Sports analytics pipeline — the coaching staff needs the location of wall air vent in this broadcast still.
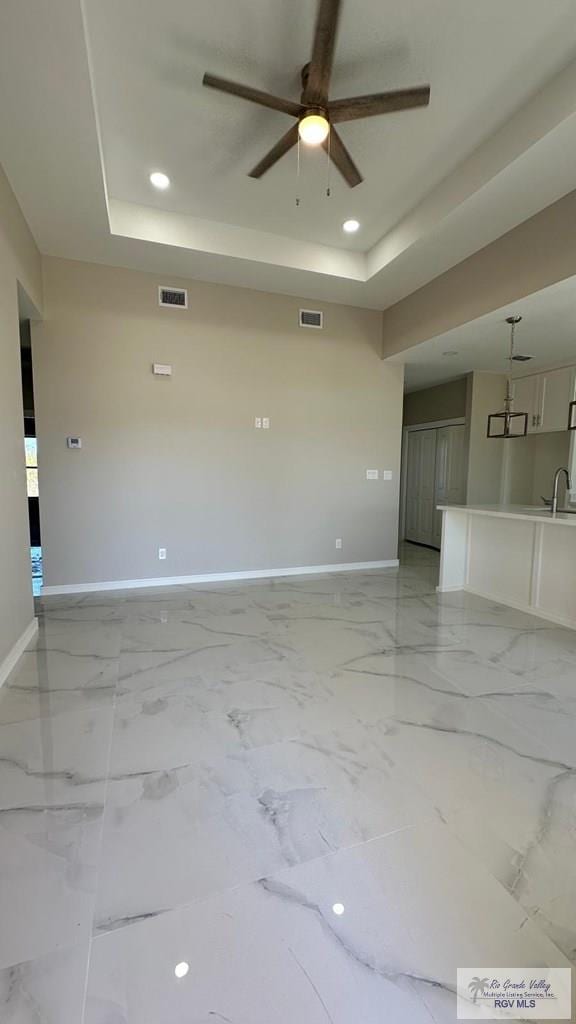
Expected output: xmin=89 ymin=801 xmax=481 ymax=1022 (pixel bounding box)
xmin=299 ymin=308 xmax=323 ymax=329
xmin=159 ymin=286 xmax=188 ymax=309
xmin=512 ymin=354 xmax=533 ymax=362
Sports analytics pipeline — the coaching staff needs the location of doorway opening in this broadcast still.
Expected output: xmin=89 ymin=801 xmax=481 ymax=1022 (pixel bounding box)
xmin=20 ymin=318 xmax=42 ymax=595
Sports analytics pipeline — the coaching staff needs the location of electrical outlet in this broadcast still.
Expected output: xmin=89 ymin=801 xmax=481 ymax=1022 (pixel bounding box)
xmin=262 ymin=417 xmax=270 ymax=429
xmin=366 ymin=469 xmax=379 ymax=480
xmin=335 ymin=538 xmax=342 ymax=549
xmin=158 ymin=547 xmax=167 ymax=560
xmin=160 ymin=611 xmax=168 ymax=623
xmin=255 ymin=417 xmax=262 ymax=429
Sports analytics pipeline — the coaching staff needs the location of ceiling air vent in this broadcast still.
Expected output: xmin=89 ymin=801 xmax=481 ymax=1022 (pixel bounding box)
xmin=159 ymin=286 xmax=188 ymax=309
xmin=299 ymin=308 xmax=323 ymax=329
xmin=512 ymin=354 xmax=533 ymax=362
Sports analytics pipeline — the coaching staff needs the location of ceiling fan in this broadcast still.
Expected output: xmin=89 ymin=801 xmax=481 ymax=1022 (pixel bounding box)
xmin=202 ymin=0 xmax=430 ymax=188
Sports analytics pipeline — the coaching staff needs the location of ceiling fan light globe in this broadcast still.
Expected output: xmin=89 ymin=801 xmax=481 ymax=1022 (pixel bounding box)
xmin=298 ymin=114 xmax=330 ymax=146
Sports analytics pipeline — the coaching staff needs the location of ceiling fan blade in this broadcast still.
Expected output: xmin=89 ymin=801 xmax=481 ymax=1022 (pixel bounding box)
xmin=303 ymin=0 xmax=342 ymax=105
xmin=248 ymin=123 xmax=299 ymax=178
xmin=323 ymin=127 xmax=362 ymax=188
xmin=329 ymin=85 xmax=431 ymax=123
xmin=203 ymin=73 xmax=303 ymax=118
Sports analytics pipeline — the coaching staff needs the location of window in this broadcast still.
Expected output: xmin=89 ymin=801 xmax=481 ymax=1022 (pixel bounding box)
xmin=25 ymin=437 xmax=38 ymax=497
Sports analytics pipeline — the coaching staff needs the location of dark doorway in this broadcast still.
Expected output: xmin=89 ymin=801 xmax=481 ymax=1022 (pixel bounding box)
xmin=20 ymin=319 xmax=42 ymax=595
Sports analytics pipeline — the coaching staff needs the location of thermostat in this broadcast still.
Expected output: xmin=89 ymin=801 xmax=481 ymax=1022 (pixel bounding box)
xmin=153 ymin=363 xmax=172 ymax=376
xmin=67 ymin=437 xmax=82 ymax=449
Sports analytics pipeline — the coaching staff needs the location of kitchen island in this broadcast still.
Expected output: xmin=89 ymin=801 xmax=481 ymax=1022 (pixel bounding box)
xmin=438 ymin=504 xmax=576 ymax=629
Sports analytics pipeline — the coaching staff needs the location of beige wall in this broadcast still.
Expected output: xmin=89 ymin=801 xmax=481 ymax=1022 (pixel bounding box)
xmin=403 ymin=378 xmax=467 ymax=426
xmin=465 ymin=372 xmax=507 ymax=505
xmin=503 ymin=430 xmax=571 ymax=505
xmin=0 ymin=163 xmax=42 ymax=666
xmin=381 ymin=190 xmax=576 ymax=358
xmin=34 ymin=257 xmax=403 ymax=589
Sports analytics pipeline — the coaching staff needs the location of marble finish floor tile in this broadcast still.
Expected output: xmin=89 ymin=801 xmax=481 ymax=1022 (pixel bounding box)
xmin=94 ymin=719 xmax=434 ymax=932
xmin=85 ymin=821 xmax=572 ymax=1024
xmin=0 ymin=705 xmax=114 ymax=968
xmin=0 ymin=943 xmax=90 ymax=1024
xmin=2 ymin=544 xmax=576 ymax=1021
xmin=0 ymin=627 xmax=120 ymax=727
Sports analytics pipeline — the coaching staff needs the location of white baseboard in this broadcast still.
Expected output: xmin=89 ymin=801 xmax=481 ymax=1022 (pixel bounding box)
xmin=41 ymin=559 xmax=400 ymax=596
xmin=0 ymin=618 xmax=38 ymax=689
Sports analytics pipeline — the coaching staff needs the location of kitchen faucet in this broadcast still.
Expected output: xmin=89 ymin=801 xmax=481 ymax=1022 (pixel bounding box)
xmin=551 ymin=467 xmax=571 ymax=515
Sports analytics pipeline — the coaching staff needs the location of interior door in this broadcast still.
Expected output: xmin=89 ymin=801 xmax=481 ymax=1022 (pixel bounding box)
xmin=404 ymin=428 xmax=438 ymax=546
xmin=433 ymin=429 xmax=448 ymax=548
xmin=405 ymin=430 xmax=422 ymax=543
xmin=417 ymin=429 xmax=438 ymax=545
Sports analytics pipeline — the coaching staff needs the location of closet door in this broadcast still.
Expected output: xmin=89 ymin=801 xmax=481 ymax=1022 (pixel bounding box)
xmin=417 ymin=429 xmax=438 ymax=545
xmin=405 ymin=428 xmax=437 ymax=546
xmin=405 ymin=430 xmax=423 ymax=543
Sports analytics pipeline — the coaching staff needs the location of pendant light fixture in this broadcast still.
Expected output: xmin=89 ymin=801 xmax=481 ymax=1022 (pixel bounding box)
xmin=568 ymin=400 xmax=576 ymax=430
xmin=486 ymin=315 xmax=529 ymax=438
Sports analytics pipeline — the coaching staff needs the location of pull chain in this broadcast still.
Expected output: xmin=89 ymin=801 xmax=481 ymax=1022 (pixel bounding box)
xmin=296 ymin=135 xmax=301 ymax=207
xmin=326 ymin=126 xmax=332 ymax=198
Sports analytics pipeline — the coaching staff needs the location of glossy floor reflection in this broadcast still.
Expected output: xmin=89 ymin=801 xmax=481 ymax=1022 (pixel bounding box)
xmin=1 ymin=543 xmax=575 ymax=1022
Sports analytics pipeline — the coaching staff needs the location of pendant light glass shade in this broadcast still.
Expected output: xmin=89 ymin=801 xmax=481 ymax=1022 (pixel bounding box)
xmin=568 ymin=399 xmax=576 ymax=430
xmin=486 ymin=315 xmax=528 ymax=439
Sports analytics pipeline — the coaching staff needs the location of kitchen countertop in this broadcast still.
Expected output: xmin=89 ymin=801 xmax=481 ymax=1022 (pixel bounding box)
xmin=437 ymin=503 xmax=576 ymax=526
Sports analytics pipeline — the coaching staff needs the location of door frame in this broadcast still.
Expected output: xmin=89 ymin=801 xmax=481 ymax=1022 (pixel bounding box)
xmin=400 ymin=418 xmax=466 ymax=542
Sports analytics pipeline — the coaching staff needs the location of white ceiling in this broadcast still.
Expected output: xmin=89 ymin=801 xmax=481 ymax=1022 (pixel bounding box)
xmin=2 ymin=0 xmax=576 ymax=308
xmin=85 ymin=0 xmax=576 ymax=250
xmin=394 ymin=274 xmax=576 ymax=391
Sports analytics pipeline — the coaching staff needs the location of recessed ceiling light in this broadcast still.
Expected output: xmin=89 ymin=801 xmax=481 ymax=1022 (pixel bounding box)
xmin=174 ymin=962 xmax=189 ymax=979
xmin=342 ymin=219 xmax=360 ymax=233
xmin=150 ymin=171 xmax=170 ymax=190
xmin=332 ymin=902 xmax=345 ymax=915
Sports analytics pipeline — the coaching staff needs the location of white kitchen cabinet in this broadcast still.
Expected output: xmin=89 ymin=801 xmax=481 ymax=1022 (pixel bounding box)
xmin=538 ymin=367 xmax=575 ymax=432
xmin=512 ymin=366 xmax=575 ymax=434
xmin=512 ymin=375 xmax=540 ymax=433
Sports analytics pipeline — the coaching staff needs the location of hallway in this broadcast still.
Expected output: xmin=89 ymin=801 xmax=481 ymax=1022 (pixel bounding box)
xmin=1 ymin=546 xmax=574 ymax=1022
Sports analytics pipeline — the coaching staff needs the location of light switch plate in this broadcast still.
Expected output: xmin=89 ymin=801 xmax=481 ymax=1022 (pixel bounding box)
xmin=152 ymin=363 xmax=172 ymax=376
xmin=382 ymin=470 xmax=393 ymax=480
xmin=366 ymin=469 xmax=379 ymax=480
xmin=255 ymin=417 xmax=262 ymax=429
xmin=67 ymin=437 xmax=82 ymax=449
xmin=262 ymin=417 xmax=270 ymax=429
